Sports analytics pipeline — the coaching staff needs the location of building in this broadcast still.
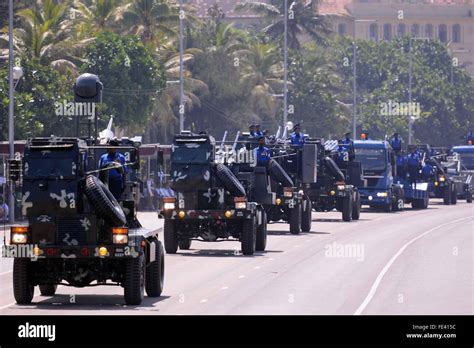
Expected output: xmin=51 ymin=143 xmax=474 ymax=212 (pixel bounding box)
xmin=192 ymin=0 xmax=474 ymax=75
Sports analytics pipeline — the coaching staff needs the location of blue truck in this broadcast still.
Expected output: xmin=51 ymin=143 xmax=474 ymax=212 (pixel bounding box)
xmin=449 ymin=145 xmax=474 ymax=203
xmin=353 ymin=140 xmax=431 ymax=211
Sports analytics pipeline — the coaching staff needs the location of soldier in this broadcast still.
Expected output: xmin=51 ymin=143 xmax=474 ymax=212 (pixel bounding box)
xmin=254 ymin=124 xmax=263 ymax=137
xmin=254 ymin=135 xmax=272 ymax=168
xmin=467 ymin=131 xmax=474 ymax=145
xmin=99 ymin=139 xmax=126 ymax=200
xmin=290 ymin=123 xmax=305 ymax=148
xmin=396 ymin=151 xmax=408 ymax=180
xmin=249 ymin=124 xmax=256 ymax=137
xmin=339 ymin=132 xmax=355 ymax=162
xmin=407 ymin=147 xmax=421 ymax=184
xmin=390 ymin=132 xmax=403 ymax=153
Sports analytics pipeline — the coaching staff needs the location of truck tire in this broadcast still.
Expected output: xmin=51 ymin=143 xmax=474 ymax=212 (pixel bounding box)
xmin=178 ymin=239 xmax=192 ymax=250
xmin=39 ymin=284 xmax=57 ymax=296
xmin=342 ymin=195 xmax=352 ymax=221
xmin=124 ymin=253 xmax=145 ymax=305
xmin=423 ymin=197 xmax=429 ymax=209
xmin=352 ymin=191 xmax=361 ymax=220
xmin=325 ymin=157 xmax=345 ymax=182
xmin=164 ymin=220 xmax=178 ymax=254
xmin=450 ymin=186 xmax=457 ymax=205
xmin=255 ymin=210 xmax=267 ymax=251
xmin=215 ymin=163 xmax=246 ymax=197
xmin=289 ymin=203 xmax=301 ymax=234
xmin=466 ymin=190 xmax=472 ymax=203
xmin=268 ymin=161 xmax=294 ymax=187
xmin=241 ymin=217 xmax=256 ymax=255
xmin=145 ymin=241 xmax=164 ymax=297
xmin=384 ymin=200 xmax=393 ymax=213
xmin=13 ymin=259 xmax=34 ymax=304
xmin=443 ymin=185 xmax=451 ymax=205
xmin=84 ymin=175 xmax=126 ymax=226
xmin=301 ymin=196 xmax=312 ymax=232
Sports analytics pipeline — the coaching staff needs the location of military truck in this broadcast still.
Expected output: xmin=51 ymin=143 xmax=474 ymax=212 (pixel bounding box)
xmin=4 ymin=137 xmax=164 ymax=305
xmin=303 ymin=139 xmax=361 ymax=222
xmin=229 ymin=133 xmax=309 ymax=234
xmin=353 ymin=140 xmax=404 ymax=212
xmin=449 ymin=145 xmax=474 ymax=203
xmin=158 ymin=132 xmax=267 ymax=256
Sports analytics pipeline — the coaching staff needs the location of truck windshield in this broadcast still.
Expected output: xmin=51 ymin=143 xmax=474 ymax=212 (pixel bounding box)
xmin=354 ymin=148 xmax=387 ymax=172
xmin=458 ymin=153 xmax=474 ymax=170
xmin=172 ymin=147 xmax=211 ymax=164
xmin=24 ymin=158 xmax=75 ymax=178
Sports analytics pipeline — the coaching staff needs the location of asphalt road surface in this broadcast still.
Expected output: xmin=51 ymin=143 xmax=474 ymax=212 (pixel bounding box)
xmin=0 ymin=198 xmax=472 ymax=315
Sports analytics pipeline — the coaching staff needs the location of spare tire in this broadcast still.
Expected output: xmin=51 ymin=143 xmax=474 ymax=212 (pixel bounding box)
xmin=268 ymin=160 xmax=294 ymax=187
xmin=84 ymin=175 xmax=126 ymax=226
xmin=214 ymin=163 xmax=246 ymax=197
xmin=325 ymin=157 xmax=345 ymax=182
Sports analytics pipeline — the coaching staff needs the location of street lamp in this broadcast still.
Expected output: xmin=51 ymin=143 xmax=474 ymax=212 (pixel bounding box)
xmin=352 ymin=19 xmax=377 ymax=139
xmin=283 ymin=0 xmax=289 ymax=132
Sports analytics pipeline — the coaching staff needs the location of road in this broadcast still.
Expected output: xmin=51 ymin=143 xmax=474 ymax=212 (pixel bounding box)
xmin=0 ymin=199 xmax=472 ymax=315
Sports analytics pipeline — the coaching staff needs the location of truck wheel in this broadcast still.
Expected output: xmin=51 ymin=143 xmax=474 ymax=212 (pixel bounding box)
xmin=268 ymin=160 xmax=294 ymax=187
xmin=164 ymin=220 xmax=178 ymax=254
xmin=178 ymin=239 xmax=192 ymax=250
xmin=124 ymin=253 xmax=145 ymax=305
xmin=145 ymin=241 xmax=164 ymax=297
xmin=352 ymin=191 xmax=361 ymax=220
xmin=466 ymin=191 xmax=472 ymax=203
xmin=241 ymin=217 xmax=256 ymax=255
xmin=423 ymin=197 xmax=429 ymax=209
xmin=342 ymin=195 xmax=352 ymax=221
xmin=84 ymin=175 xmax=126 ymax=226
xmin=450 ymin=186 xmax=457 ymax=205
xmin=384 ymin=200 xmax=393 ymax=213
xmin=289 ymin=203 xmax=302 ymax=234
xmin=256 ymin=210 xmax=267 ymax=251
xmin=13 ymin=259 xmax=35 ymax=304
xmin=301 ymin=197 xmax=312 ymax=232
xmin=39 ymin=284 xmax=57 ymax=296
xmin=443 ymin=185 xmax=451 ymax=205
xmin=215 ymin=163 xmax=246 ymax=197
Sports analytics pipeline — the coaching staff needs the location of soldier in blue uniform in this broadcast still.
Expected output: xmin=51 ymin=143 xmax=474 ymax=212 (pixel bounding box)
xmin=339 ymin=132 xmax=355 ymax=162
xmin=290 ymin=123 xmax=305 ymax=148
xmin=99 ymin=139 xmax=126 ymax=200
xmin=407 ymin=147 xmax=421 ymax=184
xmin=254 ymin=124 xmax=263 ymax=137
xmin=421 ymin=160 xmax=435 ymax=180
xmin=390 ymin=133 xmax=403 ymax=153
xmin=396 ymin=152 xmax=407 ymax=180
xmin=254 ymin=136 xmax=271 ymax=167
xmin=467 ymin=131 xmax=474 ymax=145
xmin=249 ymin=124 xmax=256 ymax=137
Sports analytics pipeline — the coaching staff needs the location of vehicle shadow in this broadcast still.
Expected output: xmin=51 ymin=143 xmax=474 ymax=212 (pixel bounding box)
xmin=169 ymin=249 xmax=276 ymax=258
xmin=267 ymin=229 xmax=330 ymax=235
xmin=17 ymin=294 xmax=171 ymax=310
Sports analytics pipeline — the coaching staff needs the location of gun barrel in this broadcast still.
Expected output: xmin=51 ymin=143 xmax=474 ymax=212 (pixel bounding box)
xmin=231 ymin=131 xmax=241 ymax=152
xmin=275 ymin=126 xmax=281 ymax=139
xmin=219 ymin=131 xmax=228 ymax=150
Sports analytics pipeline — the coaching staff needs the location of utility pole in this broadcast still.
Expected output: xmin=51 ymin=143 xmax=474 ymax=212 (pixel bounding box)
xmin=408 ymin=37 xmax=413 ymax=145
xmin=283 ymin=0 xmax=288 ymax=131
xmin=179 ymin=0 xmax=185 ymax=133
xmin=352 ymin=19 xmax=357 ymax=139
xmin=8 ymin=0 xmax=15 ymax=223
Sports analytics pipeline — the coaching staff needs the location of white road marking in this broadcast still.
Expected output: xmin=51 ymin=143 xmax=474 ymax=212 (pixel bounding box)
xmin=238 ymin=275 xmax=245 ymax=279
xmin=221 ymin=286 xmax=229 ymax=290
xmin=200 ymin=299 xmax=208 ymax=303
xmin=254 ymin=266 xmax=260 ymax=270
xmin=354 ymin=217 xmax=471 ymax=315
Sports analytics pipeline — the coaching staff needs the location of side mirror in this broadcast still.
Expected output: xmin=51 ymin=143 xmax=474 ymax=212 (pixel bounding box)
xmin=157 ymin=150 xmax=164 ymax=166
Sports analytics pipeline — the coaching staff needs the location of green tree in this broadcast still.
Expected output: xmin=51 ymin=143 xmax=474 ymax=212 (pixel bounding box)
xmin=82 ymin=31 xmax=166 ymax=133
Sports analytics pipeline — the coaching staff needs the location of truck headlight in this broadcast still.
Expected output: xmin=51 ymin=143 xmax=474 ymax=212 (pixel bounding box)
xmin=234 ymin=197 xmax=247 ymax=210
xmin=112 ymin=227 xmax=128 ymax=244
xmin=283 ymin=187 xmax=293 ymax=198
xmin=439 ymin=176 xmax=445 ymax=182
xmin=163 ymin=197 xmax=176 ymax=210
xmin=337 ymin=185 xmax=345 ymax=191
xmin=376 ymin=192 xmax=388 ymax=197
xmin=11 ymin=226 xmax=28 ymax=244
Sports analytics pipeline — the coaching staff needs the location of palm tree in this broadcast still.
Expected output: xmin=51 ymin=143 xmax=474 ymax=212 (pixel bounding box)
xmin=235 ymin=0 xmax=330 ymax=49
xmin=114 ymin=0 xmax=179 ymax=47
xmin=74 ymin=0 xmax=120 ymax=38
xmin=234 ymin=42 xmax=283 ymax=123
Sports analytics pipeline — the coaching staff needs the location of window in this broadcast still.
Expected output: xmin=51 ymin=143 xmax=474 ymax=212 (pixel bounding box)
xmin=369 ymin=23 xmax=378 ymax=41
xmin=411 ymin=24 xmax=420 ymax=37
xmin=383 ymin=24 xmax=392 ymax=40
xmin=425 ymin=24 xmax=433 ymax=38
xmin=397 ymin=24 xmax=406 ymax=37
xmin=338 ymin=23 xmax=347 ymax=36
xmin=439 ymin=24 xmax=448 ymax=42
xmin=452 ymin=24 xmax=461 ymax=43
